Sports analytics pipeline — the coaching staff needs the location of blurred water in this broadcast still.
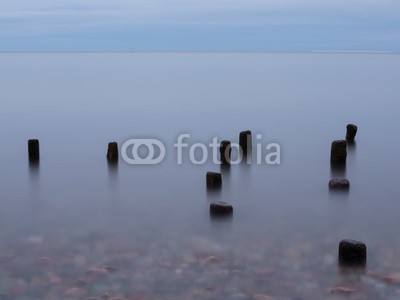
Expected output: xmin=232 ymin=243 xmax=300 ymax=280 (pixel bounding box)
xmin=1 ymin=53 xmax=400 ymax=299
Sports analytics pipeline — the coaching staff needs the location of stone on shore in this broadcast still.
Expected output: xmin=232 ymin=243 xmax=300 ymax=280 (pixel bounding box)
xmin=338 ymin=239 xmax=367 ymax=267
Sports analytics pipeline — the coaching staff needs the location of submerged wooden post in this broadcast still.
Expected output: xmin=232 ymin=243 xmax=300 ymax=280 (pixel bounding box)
xmin=107 ymin=142 xmax=118 ymax=163
xmin=239 ymin=130 xmax=252 ymax=156
xmin=28 ymin=139 xmax=40 ymax=162
xmin=346 ymin=124 xmax=358 ymax=141
xmin=210 ymin=201 xmax=233 ymax=216
xmin=330 ymin=140 xmax=347 ymax=164
xmin=219 ymin=140 xmax=231 ymax=165
xmin=206 ymin=171 xmax=222 ymax=188
xmin=329 ymin=178 xmax=350 ymax=190
xmin=338 ymin=239 xmax=367 ymax=267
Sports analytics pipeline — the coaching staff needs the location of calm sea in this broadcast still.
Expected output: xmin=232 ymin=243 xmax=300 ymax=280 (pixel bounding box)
xmin=1 ymin=53 xmax=400 ymax=299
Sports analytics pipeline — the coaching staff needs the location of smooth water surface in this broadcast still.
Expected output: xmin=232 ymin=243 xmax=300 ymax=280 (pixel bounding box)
xmin=1 ymin=53 xmax=400 ymax=299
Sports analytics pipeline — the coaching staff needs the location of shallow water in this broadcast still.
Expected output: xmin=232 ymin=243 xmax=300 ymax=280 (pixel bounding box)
xmin=1 ymin=53 xmax=400 ymax=299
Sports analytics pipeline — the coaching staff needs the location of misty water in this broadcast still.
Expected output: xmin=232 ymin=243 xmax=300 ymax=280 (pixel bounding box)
xmin=1 ymin=53 xmax=400 ymax=299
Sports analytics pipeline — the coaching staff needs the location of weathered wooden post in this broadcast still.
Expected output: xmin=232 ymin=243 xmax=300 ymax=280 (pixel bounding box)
xmin=220 ymin=140 xmax=231 ymax=165
xmin=28 ymin=139 xmax=40 ymax=163
xmin=210 ymin=201 xmax=233 ymax=216
xmin=107 ymin=142 xmax=119 ymax=163
xmin=206 ymin=171 xmax=222 ymax=188
xmin=331 ymin=140 xmax=347 ymax=164
xmin=346 ymin=124 xmax=358 ymax=142
xmin=338 ymin=239 xmax=367 ymax=267
xmin=329 ymin=178 xmax=350 ymax=190
xmin=239 ymin=130 xmax=252 ymax=156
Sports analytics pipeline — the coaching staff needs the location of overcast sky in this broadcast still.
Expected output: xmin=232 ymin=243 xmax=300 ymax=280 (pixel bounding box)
xmin=1 ymin=0 xmax=400 ymax=51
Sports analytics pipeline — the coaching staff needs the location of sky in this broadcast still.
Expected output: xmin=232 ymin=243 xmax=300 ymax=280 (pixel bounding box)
xmin=1 ymin=0 xmax=400 ymax=52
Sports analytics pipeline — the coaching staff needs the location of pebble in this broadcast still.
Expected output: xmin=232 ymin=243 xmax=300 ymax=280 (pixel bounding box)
xmin=85 ymin=267 xmax=109 ymax=279
xmin=39 ymin=256 xmax=53 ymax=266
xmin=202 ymin=256 xmax=220 ymax=264
xmin=192 ymin=289 xmax=208 ymax=298
xmin=382 ymin=274 xmax=400 ymax=285
xmin=64 ymin=287 xmax=87 ymax=298
xmin=331 ymin=286 xmax=356 ymax=294
xmin=103 ymin=266 xmax=117 ymax=273
xmin=0 ymin=223 xmax=395 ymax=299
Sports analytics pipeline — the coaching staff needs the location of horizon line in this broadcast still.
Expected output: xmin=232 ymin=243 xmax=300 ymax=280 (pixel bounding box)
xmin=0 ymin=50 xmax=398 ymax=55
